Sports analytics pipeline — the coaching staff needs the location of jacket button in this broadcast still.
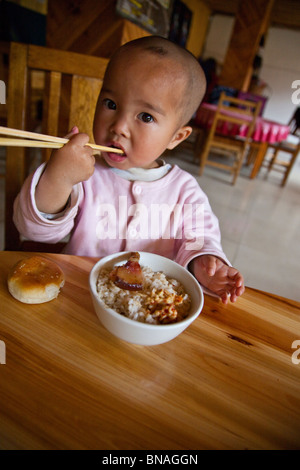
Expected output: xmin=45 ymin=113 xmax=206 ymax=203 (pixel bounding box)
xmin=134 ymin=185 xmax=142 ymax=195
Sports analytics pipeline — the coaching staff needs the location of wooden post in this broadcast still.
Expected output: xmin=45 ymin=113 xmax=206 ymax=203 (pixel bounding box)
xmin=219 ymin=0 xmax=274 ymax=91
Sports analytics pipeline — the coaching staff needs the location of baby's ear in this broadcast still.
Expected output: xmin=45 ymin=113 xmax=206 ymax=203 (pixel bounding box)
xmin=167 ymin=126 xmax=192 ymax=150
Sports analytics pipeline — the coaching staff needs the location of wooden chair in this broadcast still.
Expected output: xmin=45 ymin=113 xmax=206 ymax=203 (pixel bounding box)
xmin=248 ymin=107 xmax=300 ymax=184
xmin=4 ymin=42 xmax=109 ymax=251
xmin=198 ymin=92 xmax=262 ymax=185
xmin=264 ymin=139 xmax=299 ymax=187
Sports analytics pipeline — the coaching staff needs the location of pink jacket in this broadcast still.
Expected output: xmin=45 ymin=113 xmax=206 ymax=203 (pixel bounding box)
xmin=14 ymin=160 xmax=230 ymax=269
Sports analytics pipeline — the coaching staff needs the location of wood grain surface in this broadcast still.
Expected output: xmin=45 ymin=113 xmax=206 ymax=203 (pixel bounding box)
xmin=0 ymin=251 xmax=299 ymax=450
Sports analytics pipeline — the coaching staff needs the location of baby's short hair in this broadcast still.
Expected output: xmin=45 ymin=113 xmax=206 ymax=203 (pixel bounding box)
xmin=106 ymin=36 xmax=206 ymax=126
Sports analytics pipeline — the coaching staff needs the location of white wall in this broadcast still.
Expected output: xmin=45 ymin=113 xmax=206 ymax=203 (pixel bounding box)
xmin=261 ymin=27 xmax=300 ymax=122
xmin=202 ymin=14 xmax=234 ymax=66
xmin=202 ymin=14 xmax=300 ymax=124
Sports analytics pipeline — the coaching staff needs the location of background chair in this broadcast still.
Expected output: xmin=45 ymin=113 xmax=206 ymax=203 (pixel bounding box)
xmin=263 ymin=139 xmax=299 ymax=187
xmin=198 ymin=91 xmax=262 ymax=185
xmin=264 ymin=107 xmax=300 ymax=186
xmin=4 ymin=42 xmax=108 ymax=251
xmin=249 ymin=107 xmax=300 ymax=186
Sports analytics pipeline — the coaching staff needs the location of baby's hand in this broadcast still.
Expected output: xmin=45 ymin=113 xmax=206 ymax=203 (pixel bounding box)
xmin=190 ymin=255 xmax=245 ymax=304
xmin=35 ymin=127 xmax=95 ymax=214
xmin=46 ymin=127 xmax=96 ymax=187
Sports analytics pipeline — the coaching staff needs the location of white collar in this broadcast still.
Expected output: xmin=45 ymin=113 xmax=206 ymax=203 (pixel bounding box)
xmin=111 ymin=159 xmax=172 ymax=182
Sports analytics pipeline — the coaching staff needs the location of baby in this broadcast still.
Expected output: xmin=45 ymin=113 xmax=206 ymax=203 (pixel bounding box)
xmin=14 ymin=36 xmax=244 ymax=304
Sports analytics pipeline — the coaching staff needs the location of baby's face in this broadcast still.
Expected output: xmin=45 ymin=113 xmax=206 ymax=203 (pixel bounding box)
xmin=93 ymin=51 xmax=188 ymax=170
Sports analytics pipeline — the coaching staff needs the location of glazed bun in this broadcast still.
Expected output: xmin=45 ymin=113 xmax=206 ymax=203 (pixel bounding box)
xmin=8 ymin=256 xmax=65 ymax=304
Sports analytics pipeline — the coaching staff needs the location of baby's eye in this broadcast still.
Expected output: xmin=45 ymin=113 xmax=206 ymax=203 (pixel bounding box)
xmin=103 ymin=98 xmax=116 ymax=110
xmin=138 ymin=112 xmax=154 ymax=123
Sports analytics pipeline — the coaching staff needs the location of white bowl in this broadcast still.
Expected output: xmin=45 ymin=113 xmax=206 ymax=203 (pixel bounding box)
xmin=89 ymin=252 xmax=204 ymax=346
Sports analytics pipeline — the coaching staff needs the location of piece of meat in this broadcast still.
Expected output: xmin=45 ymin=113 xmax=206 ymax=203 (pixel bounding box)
xmin=110 ymin=252 xmax=144 ymax=291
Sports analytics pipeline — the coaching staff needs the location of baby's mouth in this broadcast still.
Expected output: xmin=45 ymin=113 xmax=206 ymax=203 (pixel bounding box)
xmin=110 ymin=143 xmax=126 ymax=156
xmin=105 ymin=143 xmax=127 ymax=162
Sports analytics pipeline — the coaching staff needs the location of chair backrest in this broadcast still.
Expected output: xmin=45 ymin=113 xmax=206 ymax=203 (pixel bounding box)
xmin=5 ymin=42 xmax=109 ymax=250
xmin=210 ymin=91 xmax=262 ymax=143
xmin=237 ymin=91 xmax=267 ymax=116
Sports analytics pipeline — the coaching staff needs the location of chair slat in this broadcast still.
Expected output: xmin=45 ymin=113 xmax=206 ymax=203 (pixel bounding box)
xmin=69 ymin=75 xmax=102 ymax=141
xmin=28 ymin=44 xmax=108 ymax=78
xmin=42 ymin=71 xmax=62 ymax=161
xmin=6 ymin=43 xmax=29 ymax=249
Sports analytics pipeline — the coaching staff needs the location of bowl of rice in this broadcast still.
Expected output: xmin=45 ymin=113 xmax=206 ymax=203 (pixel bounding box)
xmin=89 ymin=251 xmax=204 ymax=345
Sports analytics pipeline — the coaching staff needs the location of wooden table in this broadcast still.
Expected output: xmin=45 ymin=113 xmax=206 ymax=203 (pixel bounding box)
xmin=1 ymin=251 xmax=300 ymax=450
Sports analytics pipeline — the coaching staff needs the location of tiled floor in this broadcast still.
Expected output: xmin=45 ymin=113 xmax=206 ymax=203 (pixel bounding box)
xmin=1 ymin=145 xmax=299 ymax=301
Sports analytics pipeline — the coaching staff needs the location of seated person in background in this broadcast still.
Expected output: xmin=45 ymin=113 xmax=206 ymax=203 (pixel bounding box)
xmin=13 ymin=36 xmax=245 ymax=304
xmin=198 ymin=57 xmax=219 ymax=103
xmin=289 ymin=107 xmax=300 ymax=135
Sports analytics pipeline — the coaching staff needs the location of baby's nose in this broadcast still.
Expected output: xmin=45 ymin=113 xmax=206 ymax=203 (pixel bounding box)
xmin=109 ymin=114 xmax=130 ymax=138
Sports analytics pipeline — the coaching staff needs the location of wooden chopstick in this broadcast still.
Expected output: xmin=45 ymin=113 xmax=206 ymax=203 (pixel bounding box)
xmin=0 ymin=138 xmax=66 ymax=148
xmin=0 ymin=137 xmax=123 ymax=154
xmin=0 ymin=126 xmax=68 ymax=143
xmin=0 ymin=126 xmax=124 ymax=154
